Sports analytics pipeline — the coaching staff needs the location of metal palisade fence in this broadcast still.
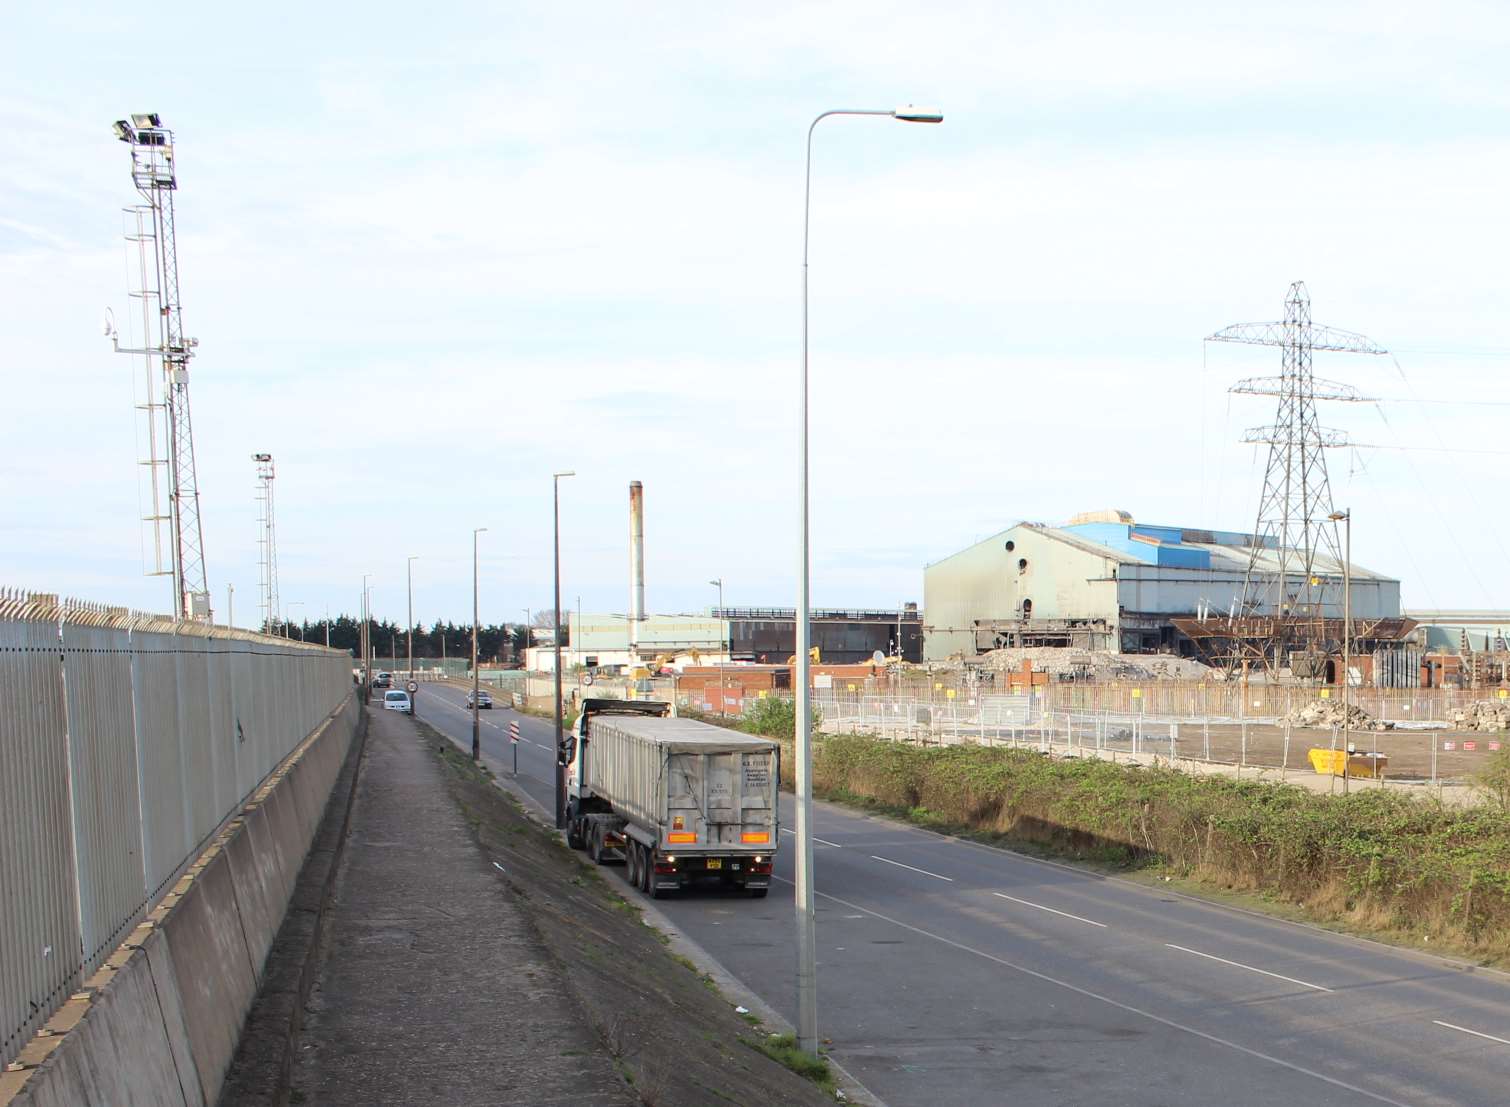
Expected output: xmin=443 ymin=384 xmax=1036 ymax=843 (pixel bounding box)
xmin=0 ymin=589 xmax=354 ymax=1066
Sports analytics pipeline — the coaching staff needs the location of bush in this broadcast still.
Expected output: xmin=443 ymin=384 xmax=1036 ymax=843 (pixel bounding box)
xmin=808 ymin=735 xmax=1510 ymax=958
xmin=741 ymin=696 xmax=820 ymax=741
xmin=1477 ymin=745 xmax=1510 ymax=815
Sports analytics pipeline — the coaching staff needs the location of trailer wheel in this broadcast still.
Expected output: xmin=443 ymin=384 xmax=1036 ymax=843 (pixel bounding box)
xmin=587 ymin=826 xmax=602 ymax=863
xmin=639 ymin=845 xmax=652 ymax=894
xmin=567 ymin=817 xmax=584 ymax=851
xmin=626 ymin=844 xmax=641 ymax=889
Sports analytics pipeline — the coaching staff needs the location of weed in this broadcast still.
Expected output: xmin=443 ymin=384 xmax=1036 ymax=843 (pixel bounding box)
xmin=743 ymin=1033 xmax=836 ymax=1095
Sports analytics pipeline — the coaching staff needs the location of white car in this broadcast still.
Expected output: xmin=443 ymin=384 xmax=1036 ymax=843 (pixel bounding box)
xmin=466 ymin=690 xmax=493 ymax=709
xmin=382 ymin=689 xmax=412 ymax=714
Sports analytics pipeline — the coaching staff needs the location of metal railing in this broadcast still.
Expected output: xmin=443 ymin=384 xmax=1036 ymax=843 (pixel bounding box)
xmin=0 ymin=590 xmax=354 ymax=1066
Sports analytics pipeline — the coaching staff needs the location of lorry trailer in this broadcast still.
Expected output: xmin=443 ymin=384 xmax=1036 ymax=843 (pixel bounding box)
xmin=562 ymin=699 xmax=779 ymax=898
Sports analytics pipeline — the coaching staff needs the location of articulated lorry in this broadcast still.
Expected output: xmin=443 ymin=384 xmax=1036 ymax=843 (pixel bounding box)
xmin=562 ymin=699 xmax=779 ymax=898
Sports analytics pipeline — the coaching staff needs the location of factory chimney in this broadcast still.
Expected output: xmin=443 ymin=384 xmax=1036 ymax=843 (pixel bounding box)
xmin=629 ymin=480 xmax=645 ymax=654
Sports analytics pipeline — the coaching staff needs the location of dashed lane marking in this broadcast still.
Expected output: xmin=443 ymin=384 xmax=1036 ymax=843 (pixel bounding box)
xmin=992 ymin=892 xmax=1106 ymax=928
xmin=870 ymin=855 xmax=954 ymax=882
xmin=1165 ymin=944 xmax=1333 ymax=993
xmin=1432 ymin=1020 xmax=1510 ymax=1047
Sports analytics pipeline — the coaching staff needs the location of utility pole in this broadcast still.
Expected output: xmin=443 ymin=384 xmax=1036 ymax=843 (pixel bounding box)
xmin=552 ymin=470 xmax=575 ymax=828
xmin=472 ymin=527 xmax=487 ymax=761
xmin=710 ymin=578 xmax=725 ymax=716
xmin=324 ymin=604 xmax=330 ymax=648
xmin=407 ymin=555 xmax=418 ymax=677
xmin=227 ymin=583 xmax=234 ymax=629
xmin=1330 ymin=509 xmax=1353 ymax=793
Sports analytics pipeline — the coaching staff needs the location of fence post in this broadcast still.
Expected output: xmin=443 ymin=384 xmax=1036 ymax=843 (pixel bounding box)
xmin=1170 ymin=722 xmax=1178 ymax=762
xmin=1203 ymin=717 xmax=1211 ymax=762
xmin=1282 ymin=721 xmax=1290 ymax=781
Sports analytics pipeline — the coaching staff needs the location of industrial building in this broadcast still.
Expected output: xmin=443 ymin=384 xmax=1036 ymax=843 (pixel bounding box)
xmin=924 ymin=510 xmax=1405 ymax=662
xmin=526 ymin=606 xmax=923 ymax=672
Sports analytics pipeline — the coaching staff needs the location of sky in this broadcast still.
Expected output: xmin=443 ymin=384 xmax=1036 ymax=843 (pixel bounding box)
xmin=4 ymin=1 xmax=1510 ymax=629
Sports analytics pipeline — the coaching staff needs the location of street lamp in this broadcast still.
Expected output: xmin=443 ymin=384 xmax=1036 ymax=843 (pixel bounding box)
xmin=1329 ymin=509 xmax=1352 ymax=793
xmin=553 ymin=470 xmax=575 ymax=828
xmin=795 ymin=105 xmax=942 ymax=1054
xmin=710 ymin=578 xmax=725 ymax=716
xmin=472 ymin=529 xmax=488 ymax=761
xmin=407 ymin=555 xmax=418 ymax=678
xmin=361 ymin=574 xmax=374 ymax=693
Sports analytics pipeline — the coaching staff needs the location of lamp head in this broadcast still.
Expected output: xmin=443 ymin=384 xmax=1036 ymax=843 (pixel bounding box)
xmin=893 ymin=106 xmax=944 ymax=123
xmin=112 ymin=120 xmax=135 ymax=143
xmin=1328 ymin=511 xmax=1349 ymax=522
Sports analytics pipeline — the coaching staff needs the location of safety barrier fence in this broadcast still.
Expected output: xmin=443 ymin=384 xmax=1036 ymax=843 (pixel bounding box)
xmin=0 ymin=589 xmax=354 ymax=1067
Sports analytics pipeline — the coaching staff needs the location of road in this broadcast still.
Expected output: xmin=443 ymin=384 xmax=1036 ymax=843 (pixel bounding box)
xmin=411 ymin=682 xmax=1510 ymax=1106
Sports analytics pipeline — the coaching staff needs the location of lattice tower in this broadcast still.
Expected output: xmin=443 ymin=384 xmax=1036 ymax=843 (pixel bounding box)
xmin=109 ymin=113 xmax=210 ymax=621
xmin=1207 ymin=281 xmax=1386 ymax=670
xmin=254 ymin=454 xmax=280 ymax=635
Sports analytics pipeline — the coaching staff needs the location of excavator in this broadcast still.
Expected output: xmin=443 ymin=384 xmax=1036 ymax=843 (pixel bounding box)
xmin=785 ymin=646 xmax=821 ymax=665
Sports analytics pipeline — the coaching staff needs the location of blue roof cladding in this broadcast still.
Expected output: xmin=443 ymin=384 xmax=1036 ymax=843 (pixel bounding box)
xmin=1059 ymin=522 xmax=1242 ymax=569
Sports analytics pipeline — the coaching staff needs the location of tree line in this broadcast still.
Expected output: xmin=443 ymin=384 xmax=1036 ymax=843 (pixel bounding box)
xmin=261 ymin=614 xmax=535 ymax=663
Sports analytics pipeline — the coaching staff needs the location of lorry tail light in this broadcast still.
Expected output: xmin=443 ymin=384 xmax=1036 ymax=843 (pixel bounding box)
xmin=653 ymin=860 xmax=678 ymax=875
xmin=751 ymin=861 xmax=773 ymax=875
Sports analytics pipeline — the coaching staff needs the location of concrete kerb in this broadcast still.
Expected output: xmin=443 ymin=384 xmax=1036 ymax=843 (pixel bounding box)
xmin=2 ymin=695 xmax=358 ymax=1107
xmin=462 ymin=738 xmax=889 ymax=1107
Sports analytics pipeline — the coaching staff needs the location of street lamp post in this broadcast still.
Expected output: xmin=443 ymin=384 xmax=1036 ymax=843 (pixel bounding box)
xmin=361 ymin=574 xmax=374 ymax=694
xmin=407 ymin=555 xmax=418 ymax=679
xmin=324 ymin=605 xmax=331 ymax=648
xmin=795 ymin=105 xmax=942 ymax=1054
xmin=472 ymin=529 xmax=487 ymax=761
xmin=227 ymin=583 xmax=234 ymax=629
xmin=552 ymin=471 xmax=575 ymax=828
xmin=1330 ymin=509 xmax=1352 ymax=793
xmin=710 ymin=578 xmax=725 ymax=716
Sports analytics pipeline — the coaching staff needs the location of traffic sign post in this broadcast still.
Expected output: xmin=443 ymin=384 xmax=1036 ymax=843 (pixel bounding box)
xmin=406 ymin=679 xmax=419 ymax=716
xmin=509 ymin=720 xmax=520 ymax=774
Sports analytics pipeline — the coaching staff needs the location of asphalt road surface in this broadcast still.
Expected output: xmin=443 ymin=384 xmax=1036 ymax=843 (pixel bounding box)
xmin=411 ymin=682 xmax=1510 ymax=1107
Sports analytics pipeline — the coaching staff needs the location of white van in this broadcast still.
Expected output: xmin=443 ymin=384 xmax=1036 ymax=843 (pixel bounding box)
xmin=383 ymin=689 xmax=412 ymax=714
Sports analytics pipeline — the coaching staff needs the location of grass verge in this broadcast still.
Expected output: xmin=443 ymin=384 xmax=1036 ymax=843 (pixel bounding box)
xmin=743 ymin=1033 xmax=837 ymax=1096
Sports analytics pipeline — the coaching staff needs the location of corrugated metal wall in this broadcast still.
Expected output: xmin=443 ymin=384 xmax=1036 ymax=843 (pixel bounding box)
xmin=0 ymin=591 xmax=353 ymax=1067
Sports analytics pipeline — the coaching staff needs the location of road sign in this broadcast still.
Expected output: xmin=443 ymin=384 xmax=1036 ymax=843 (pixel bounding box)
xmin=508 ymin=722 xmax=520 ymax=744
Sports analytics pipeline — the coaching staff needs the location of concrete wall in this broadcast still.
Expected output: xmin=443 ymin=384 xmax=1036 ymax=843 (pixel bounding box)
xmin=0 ymin=693 xmax=360 ymax=1107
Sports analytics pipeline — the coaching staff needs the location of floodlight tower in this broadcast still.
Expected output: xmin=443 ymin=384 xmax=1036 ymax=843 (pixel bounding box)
xmin=106 ymin=113 xmax=211 ymax=622
xmin=1207 ymin=281 xmax=1386 ymax=671
xmin=254 ymin=454 xmax=280 ymax=635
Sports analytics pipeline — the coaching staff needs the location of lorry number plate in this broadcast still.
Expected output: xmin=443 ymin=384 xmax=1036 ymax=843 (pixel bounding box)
xmin=705 ymin=859 xmax=722 ymax=870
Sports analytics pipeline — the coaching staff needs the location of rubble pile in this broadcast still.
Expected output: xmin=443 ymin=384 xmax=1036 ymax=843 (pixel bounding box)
xmin=1450 ymin=701 xmax=1510 ymax=732
xmin=976 ymin=647 xmax=1211 ymax=681
xmin=1289 ymin=700 xmax=1392 ymax=731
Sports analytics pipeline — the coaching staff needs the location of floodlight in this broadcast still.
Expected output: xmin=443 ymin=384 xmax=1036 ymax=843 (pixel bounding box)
xmin=112 ymin=120 xmax=135 ymax=143
xmin=130 ymin=113 xmax=161 ymax=129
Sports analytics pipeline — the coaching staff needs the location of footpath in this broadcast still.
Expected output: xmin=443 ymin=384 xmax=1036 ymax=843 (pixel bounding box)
xmin=231 ymin=705 xmax=633 ymax=1106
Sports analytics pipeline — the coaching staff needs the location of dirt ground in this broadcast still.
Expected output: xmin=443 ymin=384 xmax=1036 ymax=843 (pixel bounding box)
xmin=422 ymin=726 xmax=838 ymax=1107
xmin=1063 ymin=719 xmax=1504 ymax=781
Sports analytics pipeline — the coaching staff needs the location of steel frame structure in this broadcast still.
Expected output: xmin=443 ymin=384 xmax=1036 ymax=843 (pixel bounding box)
xmin=254 ymin=454 xmax=280 ymax=635
xmin=110 ymin=114 xmax=210 ymax=622
xmin=1206 ymin=282 xmax=1387 ymax=674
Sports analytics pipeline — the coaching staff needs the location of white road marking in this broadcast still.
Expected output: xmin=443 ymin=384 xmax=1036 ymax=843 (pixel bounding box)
xmin=870 ymin=855 xmax=954 ymax=881
xmin=992 ymin=892 xmax=1106 ymax=928
xmin=1433 ymin=1020 xmax=1510 ymax=1047
xmin=780 ymin=827 xmax=843 ymax=847
xmin=1164 ymin=944 xmax=1333 ymax=993
xmin=492 ymin=862 xmax=506 ymax=873
xmin=772 ymin=878 xmax=1411 ymax=1107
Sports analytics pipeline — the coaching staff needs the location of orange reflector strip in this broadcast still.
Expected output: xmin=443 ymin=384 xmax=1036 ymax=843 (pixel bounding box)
xmin=667 ymin=832 xmax=697 ymax=844
xmin=741 ymin=832 xmax=770 ymax=844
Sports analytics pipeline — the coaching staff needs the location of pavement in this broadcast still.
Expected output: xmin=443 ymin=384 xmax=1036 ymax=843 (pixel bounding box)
xmin=285 ymin=702 xmax=633 ymax=1106
xmin=417 ymin=679 xmax=1510 ymax=1107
